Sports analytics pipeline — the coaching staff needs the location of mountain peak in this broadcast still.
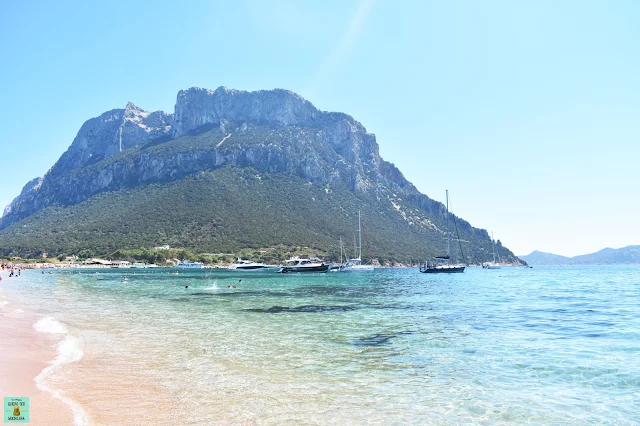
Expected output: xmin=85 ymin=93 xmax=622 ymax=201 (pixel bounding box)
xmin=124 ymin=101 xmax=143 ymax=112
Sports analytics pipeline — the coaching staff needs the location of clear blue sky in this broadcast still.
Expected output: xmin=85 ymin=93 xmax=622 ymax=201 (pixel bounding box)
xmin=1 ymin=0 xmax=638 ymax=257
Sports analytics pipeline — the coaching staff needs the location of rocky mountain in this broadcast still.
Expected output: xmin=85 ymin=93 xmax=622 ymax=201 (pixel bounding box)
xmin=520 ymin=246 xmax=640 ymax=265
xmin=0 ymin=86 xmax=523 ymax=264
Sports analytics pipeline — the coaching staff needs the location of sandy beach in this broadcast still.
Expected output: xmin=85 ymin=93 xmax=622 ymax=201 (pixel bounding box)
xmin=0 ymin=306 xmax=75 ymax=425
xmin=1 ymin=276 xmax=182 ymax=425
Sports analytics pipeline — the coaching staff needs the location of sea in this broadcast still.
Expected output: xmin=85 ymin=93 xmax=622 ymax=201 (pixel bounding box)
xmin=1 ymin=266 xmax=639 ymax=425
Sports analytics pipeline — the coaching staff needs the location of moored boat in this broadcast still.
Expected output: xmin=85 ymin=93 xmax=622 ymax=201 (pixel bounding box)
xmin=420 ymin=190 xmax=466 ymax=274
xmin=228 ymin=258 xmax=268 ymax=270
xmin=278 ymin=256 xmax=329 ymax=273
xmin=341 ymin=259 xmax=375 ymax=271
xmin=420 ymin=257 xmax=466 ymax=273
xmin=176 ymin=260 xmax=204 ymax=269
xmin=482 ymin=231 xmax=501 ymax=269
xmin=341 ymin=210 xmax=374 ymax=272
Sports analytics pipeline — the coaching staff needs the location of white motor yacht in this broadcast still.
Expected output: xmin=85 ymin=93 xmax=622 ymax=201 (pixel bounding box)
xmin=228 ymin=258 xmax=268 ymax=270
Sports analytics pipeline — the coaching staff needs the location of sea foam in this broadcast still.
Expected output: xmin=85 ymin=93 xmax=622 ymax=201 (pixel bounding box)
xmin=33 ymin=316 xmax=68 ymax=334
xmin=33 ymin=319 xmax=90 ymax=425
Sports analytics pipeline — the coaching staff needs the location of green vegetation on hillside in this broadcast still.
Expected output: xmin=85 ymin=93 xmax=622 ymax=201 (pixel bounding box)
xmin=0 ymin=167 xmax=520 ymax=265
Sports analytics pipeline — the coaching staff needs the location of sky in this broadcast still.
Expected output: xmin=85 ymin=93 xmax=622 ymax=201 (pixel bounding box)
xmin=1 ymin=0 xmax=638 ymax=257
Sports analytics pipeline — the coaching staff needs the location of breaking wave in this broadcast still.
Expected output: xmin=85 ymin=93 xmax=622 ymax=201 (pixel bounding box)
xmin=33 ymin=316 xmax=68 ymax=334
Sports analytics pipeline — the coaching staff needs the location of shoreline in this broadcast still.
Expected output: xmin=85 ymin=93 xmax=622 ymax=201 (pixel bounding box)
xmin=1 ymin=273 xmax=182 ymax=425
xmin=3 ymin=262 xmax=528 ymax=271
xmin=0 ymin=299 xmax=76 ymax=425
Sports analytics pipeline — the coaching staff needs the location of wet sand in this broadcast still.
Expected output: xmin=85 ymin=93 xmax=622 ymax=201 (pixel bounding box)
xmin=0 ymin=309 xmax=75 ymax=425
xmin=1 ymin=289 xmax=182 ymax=425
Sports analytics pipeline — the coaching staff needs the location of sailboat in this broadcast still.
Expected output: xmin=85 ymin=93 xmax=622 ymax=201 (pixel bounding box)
xmin=482 ymin=231 xmax=501 ymax=269
xmin=328 ymin=237 xmax=345 ymax=272
xmin=420 ymin=190 xmax=465 ymax=273
xmin=341 ymin=210 xmax=374 ymax=272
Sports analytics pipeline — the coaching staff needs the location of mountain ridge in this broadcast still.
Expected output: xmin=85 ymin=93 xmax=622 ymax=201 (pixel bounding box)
xmin=519 ymin=246 xmax=640 ymax=265
xmin=2 ymin=86 xmax=399 ymax=227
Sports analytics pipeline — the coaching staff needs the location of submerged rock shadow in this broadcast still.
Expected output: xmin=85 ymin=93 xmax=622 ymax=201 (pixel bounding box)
xmin=352 ymin=331 xmax=413 ymax=346
xmin=190 ymin=290 xmax=290 ymax=297
xmin=243 ymin=305 xmax=360 ymax=313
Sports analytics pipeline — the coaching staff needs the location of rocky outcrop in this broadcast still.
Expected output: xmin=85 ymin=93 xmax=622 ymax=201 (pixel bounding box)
xmin=3 ymin=177 xmax=43 ymax=217
xmin=172 ymin=87 xmax=320 ymax=137
xmin=1 ymin=87 xmax=445 ymax=232
xmin=48 ymin=102 xmax=172 ymax=178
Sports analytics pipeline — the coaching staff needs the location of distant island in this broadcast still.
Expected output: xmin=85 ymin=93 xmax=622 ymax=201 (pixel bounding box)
xmin=519 ymin=245 xmax=640 ymax=265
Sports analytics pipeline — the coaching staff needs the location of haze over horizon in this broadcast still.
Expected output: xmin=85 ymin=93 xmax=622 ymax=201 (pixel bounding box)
xmin=1 ymin=0 xmax=638 ymax=258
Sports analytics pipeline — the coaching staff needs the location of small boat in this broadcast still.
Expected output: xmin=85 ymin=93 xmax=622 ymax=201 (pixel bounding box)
xmin=341 ymin=210 xmax=374 ymax=272
xmin=341 ymin=258 xmax=375 ymax=272
xmin=228 ymin=258 xmax=268 ymax=271
xmin=420 ymin=190 xmax=466 ymax=274
xmin=482 ymin=231 xmax=501 ymax=269
xmin=278 ymin=256 xmax=329 ymax=273
xmin=420 ymin=256 xmax=466 ymax=273
xmin=131 ymin=262 xmax=147 ymax=269
xmin=176 ymin=260 xmax=204 ymax=269
xmin=482 ymin=264 xmax=501 ymax=269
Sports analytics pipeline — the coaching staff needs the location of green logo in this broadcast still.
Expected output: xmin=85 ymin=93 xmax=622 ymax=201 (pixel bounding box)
xmin=4 ymin=397 xmax=29 ymax=423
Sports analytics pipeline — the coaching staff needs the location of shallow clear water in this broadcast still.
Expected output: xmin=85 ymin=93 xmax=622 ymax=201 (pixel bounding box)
xmin=3 ymin=266 xmax=640 ymax=424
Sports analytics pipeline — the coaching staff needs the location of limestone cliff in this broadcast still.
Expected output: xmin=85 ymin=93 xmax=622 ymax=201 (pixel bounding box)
xmin=1 ymin=86 xmax=437 ymax=230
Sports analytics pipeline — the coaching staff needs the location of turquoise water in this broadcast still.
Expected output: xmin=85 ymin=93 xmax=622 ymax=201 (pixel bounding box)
xmin=2 ymin=266 xmax=639 ymax=424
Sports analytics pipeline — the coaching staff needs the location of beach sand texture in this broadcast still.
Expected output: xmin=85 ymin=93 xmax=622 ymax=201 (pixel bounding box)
xmin=1 ymin=278 xmax=182 ymax=426
xmin=0 ymin=310 xmax=75 ymax=425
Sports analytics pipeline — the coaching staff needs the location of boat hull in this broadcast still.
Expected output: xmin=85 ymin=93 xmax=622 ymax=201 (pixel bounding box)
xmin=341 ymin=265 xmax=375 ymax=272
xmin=279 ymin=265 xmax=329 ymax=273
xmin=228 ymin=265 xmax=267 ymax=270
xmin=420 ymin=266 xmax=465 ymax=274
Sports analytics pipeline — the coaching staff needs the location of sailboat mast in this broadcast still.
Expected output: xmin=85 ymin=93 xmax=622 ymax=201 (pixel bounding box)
xmin=353 ymin=235 xmax=357 ymax=259
xmin=358 ymin=209 xmax=362 ymax=260
xmin=340 ymin=237 xmax=344 ymax=264
xmin=491 ymin=231 xmax=496 ymax=263
xmin=446 ymin=190 xmax=450 ymax=258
